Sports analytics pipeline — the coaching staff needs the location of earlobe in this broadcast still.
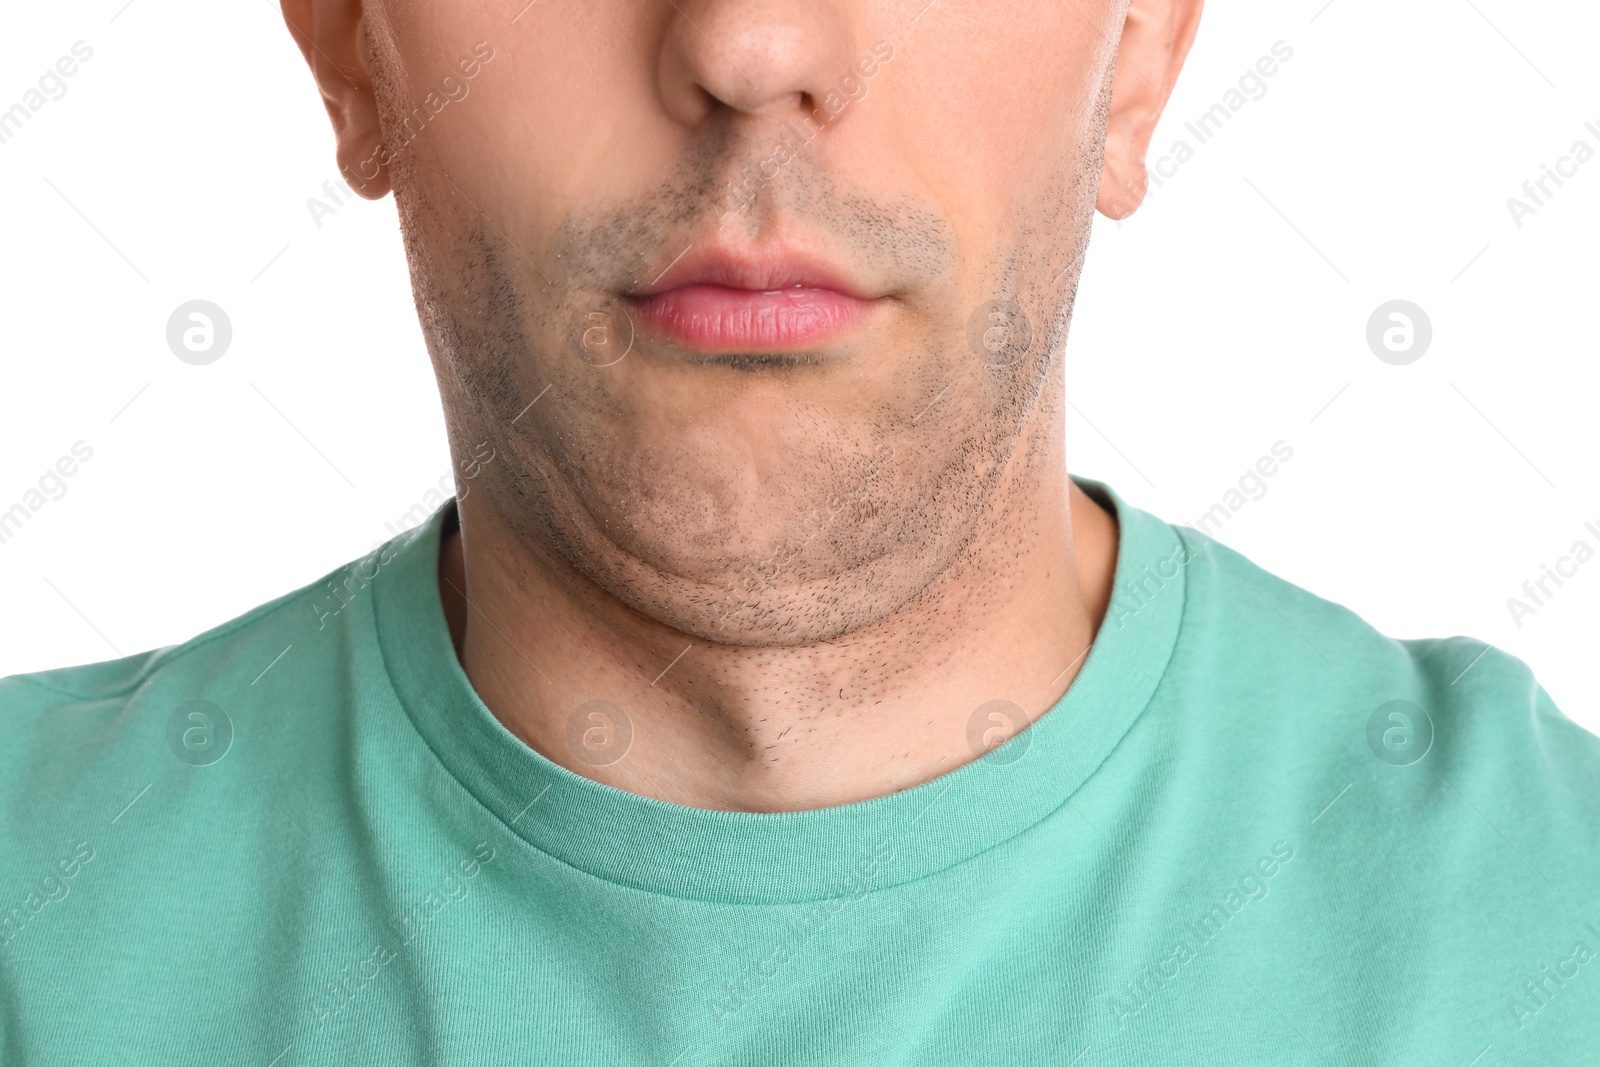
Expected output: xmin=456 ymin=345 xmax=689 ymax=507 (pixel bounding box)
xmin=1095 ymin=0 xmax=1204 ymax=219
xmin=280 ymin=0 xmax=392 ymax=200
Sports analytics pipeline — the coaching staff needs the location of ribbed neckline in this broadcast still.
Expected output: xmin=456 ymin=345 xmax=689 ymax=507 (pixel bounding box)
xmin=372 ymin=479 xmax=1186 ymax=904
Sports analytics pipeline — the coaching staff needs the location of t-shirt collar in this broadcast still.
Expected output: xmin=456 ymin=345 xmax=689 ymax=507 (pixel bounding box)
xmin=372 ymin=478 xmax=1186 ymax=904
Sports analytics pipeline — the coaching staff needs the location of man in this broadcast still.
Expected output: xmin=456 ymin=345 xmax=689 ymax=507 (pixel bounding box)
xmin=2 ymin=0 xmax=1597 ymax=1062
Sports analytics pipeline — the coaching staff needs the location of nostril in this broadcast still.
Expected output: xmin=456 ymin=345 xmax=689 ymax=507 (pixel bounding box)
xmin=659 ymin=0 xmax=853 ymax=123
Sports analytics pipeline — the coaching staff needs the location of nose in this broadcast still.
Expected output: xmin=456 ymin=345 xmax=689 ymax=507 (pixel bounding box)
xmin=659 ymin=0 xmax=855 ymax=124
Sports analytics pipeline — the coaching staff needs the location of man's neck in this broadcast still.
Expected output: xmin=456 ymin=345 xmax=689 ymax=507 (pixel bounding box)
xmin=436 ymin=438 xmax=1118 ymax=813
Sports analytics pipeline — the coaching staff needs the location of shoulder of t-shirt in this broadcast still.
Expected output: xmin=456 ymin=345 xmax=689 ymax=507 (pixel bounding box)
xmin=1165 ymin=518 xmax=1600 ymax=772
xmin=0 ymin=550 xmax=369 ymax=736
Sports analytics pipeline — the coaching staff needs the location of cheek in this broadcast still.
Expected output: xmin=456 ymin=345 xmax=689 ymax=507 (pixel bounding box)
xmin=386 ymin=6 xmax=669 ymax=230
xmin=878 ymin=14 xmax=1108 ymax=276
xmin=909 ymin=15 xmax=1102 ymax=162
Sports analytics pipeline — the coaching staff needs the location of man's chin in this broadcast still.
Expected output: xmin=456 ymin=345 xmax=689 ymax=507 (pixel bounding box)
xmin=647 ymin=588 xmax=905 ymax=649
xmin=568 ymin=550 xmax=924 ymax=650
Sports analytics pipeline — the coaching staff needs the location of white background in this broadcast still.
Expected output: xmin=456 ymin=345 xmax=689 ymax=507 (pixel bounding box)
xmin=1 ymin=0 xmax=1596 ymax=729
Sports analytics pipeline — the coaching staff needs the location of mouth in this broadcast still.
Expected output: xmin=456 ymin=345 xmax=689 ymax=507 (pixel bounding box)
xmin=623 ymin=245 xmax=876 ymax=355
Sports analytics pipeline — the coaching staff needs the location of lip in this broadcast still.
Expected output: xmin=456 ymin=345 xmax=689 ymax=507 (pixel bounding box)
xmin=625 ymin=246 xmax=875 ymax=354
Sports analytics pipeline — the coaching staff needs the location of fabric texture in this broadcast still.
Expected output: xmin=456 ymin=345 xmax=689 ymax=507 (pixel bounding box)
xmin=2 ymin=480 xmax=1597 ymax=1065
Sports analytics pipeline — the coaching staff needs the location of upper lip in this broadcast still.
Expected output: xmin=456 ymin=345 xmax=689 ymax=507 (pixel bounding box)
xmin=627 ymin=242 xmax=870 ymax=299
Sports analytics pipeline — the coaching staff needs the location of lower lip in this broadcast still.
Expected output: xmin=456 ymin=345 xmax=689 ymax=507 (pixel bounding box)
xmin=628 ymin=285 xmax=870 ymax=352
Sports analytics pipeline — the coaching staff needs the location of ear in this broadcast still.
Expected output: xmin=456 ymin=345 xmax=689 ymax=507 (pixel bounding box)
xmin=281 ymin=0 xmax=392 ymax=200
xmin=1096 ymin=0 xmax=1204 ymax=219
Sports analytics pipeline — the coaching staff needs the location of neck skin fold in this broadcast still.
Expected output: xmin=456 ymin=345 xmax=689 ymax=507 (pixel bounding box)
xmin=436 ymin=377 xmax=1118 ymax=813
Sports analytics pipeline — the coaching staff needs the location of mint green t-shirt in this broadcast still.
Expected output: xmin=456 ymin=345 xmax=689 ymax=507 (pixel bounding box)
xmin=4 ymin=482 xmax=1599 ymax=1064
